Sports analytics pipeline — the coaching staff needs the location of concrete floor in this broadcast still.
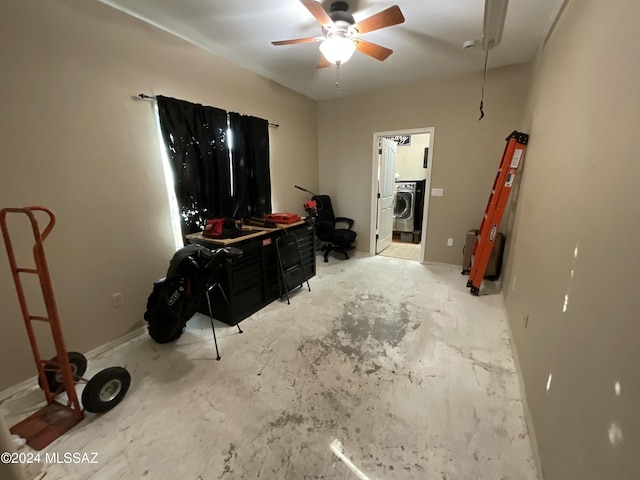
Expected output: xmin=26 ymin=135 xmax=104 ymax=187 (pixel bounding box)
xmin=1 ymin=254 xmax=539 ymax=480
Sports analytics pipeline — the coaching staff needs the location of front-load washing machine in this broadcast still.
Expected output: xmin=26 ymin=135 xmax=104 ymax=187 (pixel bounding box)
xmin=393 ymin=181 xmax=417 ymax=232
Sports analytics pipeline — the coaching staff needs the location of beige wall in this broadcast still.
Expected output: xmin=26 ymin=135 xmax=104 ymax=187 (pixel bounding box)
xmin=502 ymin=0 xmax=640 ymax=478
xmin=0 ymin=0 xmax=318 ymax=390
xmin=317 ymin=63 xmax=531 ymax=263
xmin=395 ymin=133 xmax=429 ymax=181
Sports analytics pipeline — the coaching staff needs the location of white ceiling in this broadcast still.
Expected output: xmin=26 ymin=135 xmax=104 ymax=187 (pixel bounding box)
xmin=99 ymin=0 xmax=561 ymax=101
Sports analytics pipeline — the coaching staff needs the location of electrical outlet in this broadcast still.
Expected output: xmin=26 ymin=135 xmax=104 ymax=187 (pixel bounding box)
xmin=112 ymin=292 xmax=125 ymax=308
xmin=447 ymin=238 xmax=454 ymax=247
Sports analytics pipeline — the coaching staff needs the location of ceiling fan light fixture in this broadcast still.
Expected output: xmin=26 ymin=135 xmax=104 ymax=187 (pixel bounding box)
xmin=319 ymin=37 xmax=356 ymax=64
xmin=482 ymin=0 xmax=509 ymax=50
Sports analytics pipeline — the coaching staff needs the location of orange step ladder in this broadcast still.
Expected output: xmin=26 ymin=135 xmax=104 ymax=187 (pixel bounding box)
xmin=467 ymin=131 xmax=529 ymax=296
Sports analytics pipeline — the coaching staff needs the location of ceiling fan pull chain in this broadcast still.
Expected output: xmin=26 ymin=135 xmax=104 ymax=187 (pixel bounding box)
xmin=479 ymin=49 xmax=489 ymax=121
xmin=335 ymin=61 xmax=341 ymax=89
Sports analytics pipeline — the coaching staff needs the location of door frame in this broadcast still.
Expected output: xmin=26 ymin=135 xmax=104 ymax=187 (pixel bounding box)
xmin=369 ymin=127 xmax=435 ymax=263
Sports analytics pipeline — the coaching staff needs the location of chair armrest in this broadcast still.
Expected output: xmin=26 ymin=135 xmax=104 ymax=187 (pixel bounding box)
xmin=335 ymin=217 xmax=354 ymax=229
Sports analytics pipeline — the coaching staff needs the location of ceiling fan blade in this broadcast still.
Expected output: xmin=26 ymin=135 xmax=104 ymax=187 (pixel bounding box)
xmin=272 ymin=37 xmax=322 ymax=46
xmin=317 ymin=56 xmax=332 ymax=69
xmin=300 ymin=0 xmax=334 ymax=29
xmin=355 ymin=39 xmax=393 ymax=61
xmin=352 ymin=5 xmax=405 ymax=35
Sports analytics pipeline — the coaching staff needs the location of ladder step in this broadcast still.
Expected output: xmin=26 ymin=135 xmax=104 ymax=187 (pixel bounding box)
xmin=29 ymin=315 xmax=50 ymax=323
xmin=17 ymin=268 xmax=39 ymax=274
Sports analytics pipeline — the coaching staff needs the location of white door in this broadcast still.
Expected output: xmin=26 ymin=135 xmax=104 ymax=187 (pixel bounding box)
xmin=376 ymin=138 xmax=397 ymax=253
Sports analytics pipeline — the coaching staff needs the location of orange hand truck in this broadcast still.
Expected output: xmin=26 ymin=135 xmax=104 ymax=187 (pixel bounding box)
xmin=0 ymin=207 xmax=131 ymax=450
xmin=466 ymin=131 xmax=529 ymax=295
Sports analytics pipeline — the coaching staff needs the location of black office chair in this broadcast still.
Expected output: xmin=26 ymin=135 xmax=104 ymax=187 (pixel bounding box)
xmin=312 ymin=195 xmax=357 ymax=262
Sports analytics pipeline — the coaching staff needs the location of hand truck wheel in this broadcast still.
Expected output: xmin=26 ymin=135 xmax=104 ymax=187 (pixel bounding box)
xmin=82 ymin=367 xmax=131 ymax=414
xmin=38 ymin=351 xmax=87 ymax=392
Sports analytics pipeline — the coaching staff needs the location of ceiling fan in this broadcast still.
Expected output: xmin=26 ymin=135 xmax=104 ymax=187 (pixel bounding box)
xmin=272 ymin=1 xmax=405 ymax=67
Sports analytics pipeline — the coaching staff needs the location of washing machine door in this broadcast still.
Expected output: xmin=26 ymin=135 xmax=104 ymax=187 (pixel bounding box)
xmin=394 ymin=192 xmax=413 ymax=219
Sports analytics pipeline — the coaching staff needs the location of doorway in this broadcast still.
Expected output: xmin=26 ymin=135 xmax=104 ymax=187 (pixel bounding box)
xmin=370 ymin=127 xmax=435 ymax=263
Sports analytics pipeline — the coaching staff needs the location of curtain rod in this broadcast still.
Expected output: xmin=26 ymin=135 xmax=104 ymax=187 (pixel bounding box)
xmin=137 ymin=93 xmax=279 ymax=128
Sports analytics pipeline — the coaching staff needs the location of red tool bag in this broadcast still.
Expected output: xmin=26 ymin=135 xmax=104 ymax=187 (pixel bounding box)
xmin=203 ymin=218 xmax=225 ymax=238
xmin=203 ymin=218 xmax=242 ymax=238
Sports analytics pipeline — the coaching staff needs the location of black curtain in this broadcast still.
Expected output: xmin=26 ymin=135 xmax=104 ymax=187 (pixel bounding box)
xmin=229 ymin=113 xmax=272 ymax=219
xmin=156 ymin=96 xmax=232 ymax=240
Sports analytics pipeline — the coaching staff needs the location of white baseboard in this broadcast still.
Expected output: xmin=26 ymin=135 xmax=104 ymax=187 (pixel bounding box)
xmin=0 ymin=325 xmax=146 ymax=403
xmin=83 ymin=324 xmax=146 ymax=359
xmin=500 ymin=297 xmax=544 ymax=480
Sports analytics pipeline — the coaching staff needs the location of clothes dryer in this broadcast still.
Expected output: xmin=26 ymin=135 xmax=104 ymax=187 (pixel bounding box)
xmin=393 ymin=182 xmax=417 ymax=233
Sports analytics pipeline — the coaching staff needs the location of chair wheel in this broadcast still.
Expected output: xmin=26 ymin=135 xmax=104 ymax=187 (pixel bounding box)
xmin=39 ymin=352 xmax=87 ymax=392
xmin=82 ymin=367 xmax=131 ymax=413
